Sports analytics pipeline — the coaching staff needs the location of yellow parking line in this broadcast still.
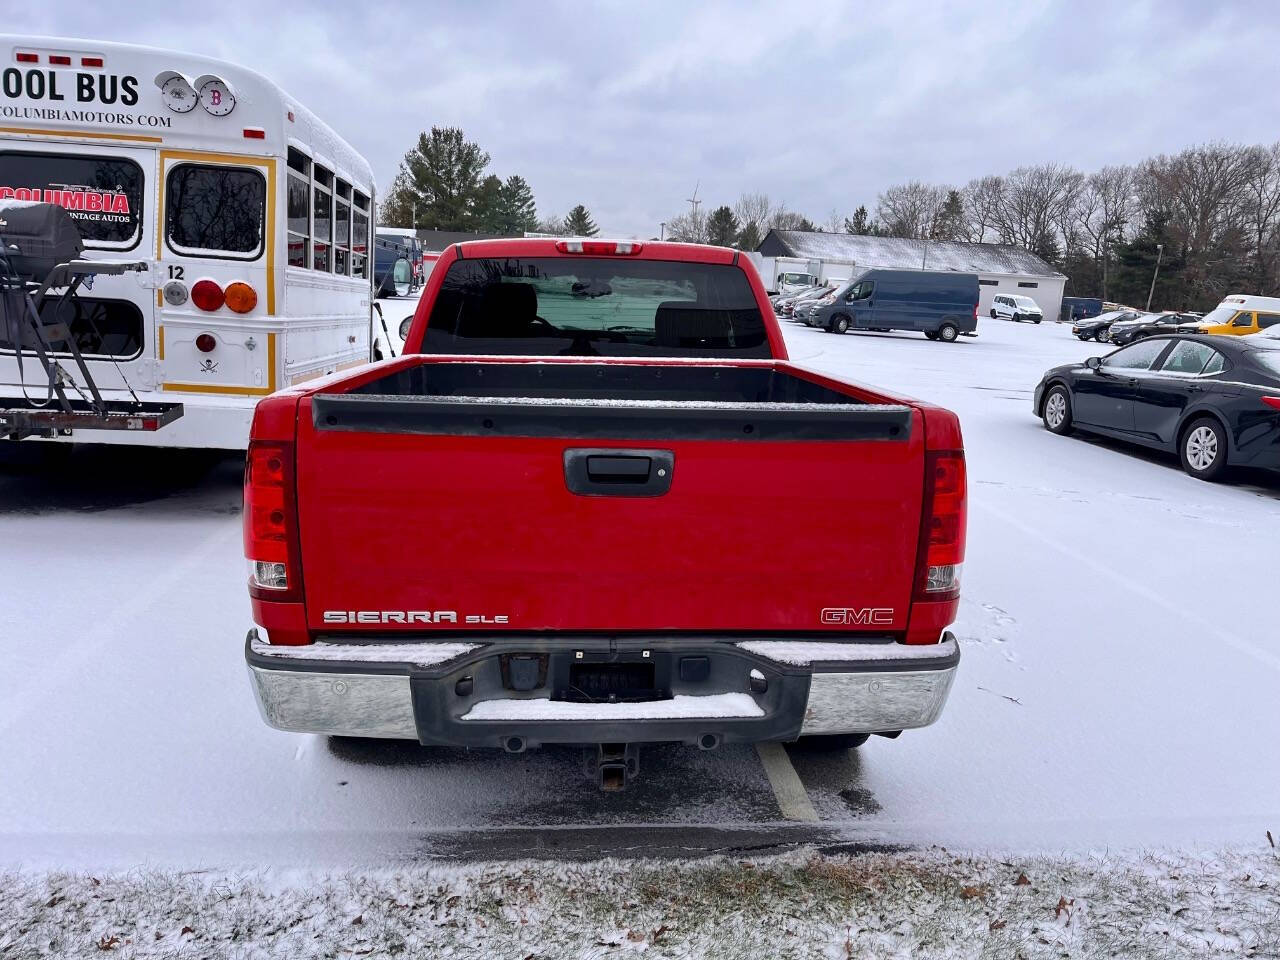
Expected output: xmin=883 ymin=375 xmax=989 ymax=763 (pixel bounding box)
xmin=755 ymin=743 xmax=819 ymax=822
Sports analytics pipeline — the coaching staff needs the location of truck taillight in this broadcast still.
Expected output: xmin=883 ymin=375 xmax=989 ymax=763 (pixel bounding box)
xmin=914 ymin=451 xmax=966 ymax=601
xmin=244 ymin=440 xmax=302 ymax=601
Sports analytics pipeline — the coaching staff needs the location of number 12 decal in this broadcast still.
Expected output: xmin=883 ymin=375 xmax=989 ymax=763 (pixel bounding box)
xmin=168 ymin=265 xmax=185 ymax=280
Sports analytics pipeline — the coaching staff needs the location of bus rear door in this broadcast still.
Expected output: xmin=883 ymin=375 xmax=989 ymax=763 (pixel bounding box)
xmin=0 ymin=142 xmax=158 ymax=395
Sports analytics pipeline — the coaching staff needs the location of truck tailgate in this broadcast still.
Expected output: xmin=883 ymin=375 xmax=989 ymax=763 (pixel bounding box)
xmin=294 ymin=383 xmax=926 ymax=636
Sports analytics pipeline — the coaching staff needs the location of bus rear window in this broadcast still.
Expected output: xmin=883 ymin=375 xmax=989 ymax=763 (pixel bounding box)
xmin=1 ymin=296 xmax=143 ymax=359
xmin=423 ymin=257 xmax=770 ymax=358
xmin=165 ymin=164 xmax=266 ymax=258
xmin=0 ymin=151 xmax=143 ymax=249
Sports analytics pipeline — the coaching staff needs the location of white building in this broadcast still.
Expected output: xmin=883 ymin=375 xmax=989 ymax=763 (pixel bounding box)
xmin=757 ymin=230 xmax=1068 ymax=321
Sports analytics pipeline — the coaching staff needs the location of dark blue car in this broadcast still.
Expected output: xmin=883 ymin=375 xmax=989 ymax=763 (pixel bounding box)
xmin=812 ymin=269 xmax=980 ymax=343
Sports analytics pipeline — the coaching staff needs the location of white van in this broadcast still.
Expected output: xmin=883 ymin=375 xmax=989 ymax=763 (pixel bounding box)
xmin=990 ymin=294 xmax=1043 ymax=324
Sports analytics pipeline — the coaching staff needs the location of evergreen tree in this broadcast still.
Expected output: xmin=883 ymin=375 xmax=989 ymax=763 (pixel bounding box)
xmin=473 ymin=175 xmax=503 ymax=232
xmin=495 ymin=175 xmax=539 ymax=234
xmin=705 ymin=205 xmax=739 ymax=247
xmin=381 ymin=127 xmax=491 ymax=231
xmin=563 ymin=204 xmax=600 ymax=236
xmin=931 ymin=190 xmax=966 ymax=241
xmin=843 ymin=205 xmax=876 ymax=235
xmin=1111 ymin=214 xmax=1184 ymax=309
xmin=736 ymin=221 xmax=762 ymax=251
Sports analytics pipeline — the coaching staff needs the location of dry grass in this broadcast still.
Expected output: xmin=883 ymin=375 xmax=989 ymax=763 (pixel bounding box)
xmin=1 ymin=846 xmax=1278 ymax=958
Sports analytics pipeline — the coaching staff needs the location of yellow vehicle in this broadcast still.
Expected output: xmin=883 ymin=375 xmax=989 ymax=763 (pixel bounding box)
xmin=1184 ymin=294 xmax=1280 ymax=336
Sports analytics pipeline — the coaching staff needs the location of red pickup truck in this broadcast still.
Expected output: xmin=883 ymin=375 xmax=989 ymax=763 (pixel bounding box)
xmin=243 ymin=239 xmax=964 ymax=788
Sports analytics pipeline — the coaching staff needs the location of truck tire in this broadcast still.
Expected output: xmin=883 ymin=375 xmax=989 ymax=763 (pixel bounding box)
xmin=924 ymin=331 xmax=938 ymax=340
xmin=1042 ymin=384 xmax=1073 ymax=435
xmin=989 ymin=308 xmax=997 ymax=319
xmin=832 ymin=315 xmax=850 ymax=334
xmin=1179 ymin=417 xmax=1228 ymax=481
xmin=937 ymin=323 xmax=958 ymax=343
xmin=795 ymin=732 xmax=870 ymax=751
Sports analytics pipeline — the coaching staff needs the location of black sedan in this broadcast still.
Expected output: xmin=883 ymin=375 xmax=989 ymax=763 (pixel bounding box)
xmin=1033 ymin=334 xmax=1280 ymax=480
xmin=1072 ymin=309 xmax=1140 ymax=342
xmin=1107 ymin=311 xmax=1200 ymax=346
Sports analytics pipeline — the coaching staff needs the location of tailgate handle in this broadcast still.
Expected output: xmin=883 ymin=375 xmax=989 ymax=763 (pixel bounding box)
xmin=564 ymin=448 xmax=674 ymax=497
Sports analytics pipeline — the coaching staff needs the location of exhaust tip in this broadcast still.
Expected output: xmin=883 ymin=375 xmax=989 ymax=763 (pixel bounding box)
xmin=504 ymin=735 xmax=526 ymax=753
xmin=698 ymin=733 xmax=720 ymax=751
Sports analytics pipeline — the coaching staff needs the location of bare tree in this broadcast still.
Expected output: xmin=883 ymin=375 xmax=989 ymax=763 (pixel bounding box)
xmin=1236 ymin=144 xmax=1280 ymax=294
xmin=1073 ymin=165 xmax=1134 ymax=298
xmin=876 ymin=181 xmax=949 ymax=239
xmin=768 ymin=205 xmax=814 ymax=231
xmin=961 ymin=176 xmax=1004 ymax=243
xmin=534 ymin=212 xmax=568 ymax=236
xmin=733 ymin=193 xmax=772 ymax=237
xmin=991 ymin=163 xmax=1084 ymax=261
xmin=825 ymin=209 xmax=845 ymax=234
xmin=1138 ymin=143 xmax=1255 ymax=298
xmin=666 ymin=207 xmax=708 ymax=243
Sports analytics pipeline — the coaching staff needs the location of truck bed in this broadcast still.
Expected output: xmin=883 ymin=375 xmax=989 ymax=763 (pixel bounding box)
xmin=290 ymin=356 xmax=928 ymax=638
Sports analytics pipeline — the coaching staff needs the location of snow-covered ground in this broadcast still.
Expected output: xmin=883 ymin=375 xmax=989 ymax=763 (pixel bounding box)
xmin=2 ymin=309 xmax=1278 ymax=953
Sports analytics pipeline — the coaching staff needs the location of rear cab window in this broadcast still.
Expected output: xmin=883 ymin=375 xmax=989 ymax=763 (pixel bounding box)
xmin=422 ymin=256 xmax=771 ymax=358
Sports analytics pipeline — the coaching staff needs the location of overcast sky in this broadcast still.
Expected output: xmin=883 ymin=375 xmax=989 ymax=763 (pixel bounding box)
xmin=8 ymin=0 xmax=1279 ymax=236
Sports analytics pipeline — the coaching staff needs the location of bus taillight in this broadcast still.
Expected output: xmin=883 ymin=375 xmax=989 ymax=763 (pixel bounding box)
xmin=191 ymin=279 xmax=225 ymax=312
xmin=225 ymin=282 xmax=258 ymax=314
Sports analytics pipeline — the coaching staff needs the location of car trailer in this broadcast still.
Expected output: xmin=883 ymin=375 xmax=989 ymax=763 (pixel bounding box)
xmin=0 ymin=202 xmax=182 ymax=441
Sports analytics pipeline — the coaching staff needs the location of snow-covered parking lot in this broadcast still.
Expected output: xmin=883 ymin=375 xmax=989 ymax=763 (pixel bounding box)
xmin=3 ymin=312 xmax=1279 ymax=955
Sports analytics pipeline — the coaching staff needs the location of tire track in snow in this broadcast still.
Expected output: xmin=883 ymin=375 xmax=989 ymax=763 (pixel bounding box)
xmin=0 ymin=521 xmax=239 ymax=736
xmin=974 ymin=499 xmax=1280 ymax=675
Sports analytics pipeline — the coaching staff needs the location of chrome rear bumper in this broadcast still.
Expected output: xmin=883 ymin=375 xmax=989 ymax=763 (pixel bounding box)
xmin=245 ymin=632 xmax=959 ymax=742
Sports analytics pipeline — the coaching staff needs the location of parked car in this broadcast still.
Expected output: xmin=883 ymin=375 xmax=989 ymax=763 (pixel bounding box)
xmin=772 ymin=283 xmax=823 ymax=314
xmin=1176 ymin=294 xmax=1280 ymax=337
xmin=1107 ymin=311 xmax=1200 ymax=346
xmin=242 ymin=238 xmax=966 ymax=789
xmin=814 ymin=269 xmax=979 ymax=342
xmin=991 ymin=294 xmax=1043 ymax=324
xmin=1072 ymin=309 xmax=1139 ymax=342
xmin=783 ymin=283 xmax=839 ymax=320
xmin=1034 ymin=334 xmax=1280 ymax=481
xmin=1062 ymin=297 xmax=1104 ymax=322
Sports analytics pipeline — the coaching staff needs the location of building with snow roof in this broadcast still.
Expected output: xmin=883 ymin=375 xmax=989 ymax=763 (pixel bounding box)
xmin=757 ymin=229 xmax=1068 ymax=322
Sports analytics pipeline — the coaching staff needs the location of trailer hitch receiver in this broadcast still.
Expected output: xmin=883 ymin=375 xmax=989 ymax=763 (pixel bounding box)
xmin=586 ymin=743 xmax=640 ymax=791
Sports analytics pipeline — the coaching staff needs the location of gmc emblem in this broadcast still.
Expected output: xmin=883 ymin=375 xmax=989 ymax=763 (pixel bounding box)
xmin=821 ymin=607 xmax=895 ymax=625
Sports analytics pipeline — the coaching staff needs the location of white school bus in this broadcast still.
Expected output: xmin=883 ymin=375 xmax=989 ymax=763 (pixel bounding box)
xmin=0 ymin=35 xmax=376 ymax=448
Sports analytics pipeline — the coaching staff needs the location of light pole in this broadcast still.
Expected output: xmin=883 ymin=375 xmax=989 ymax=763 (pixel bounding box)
xmin=659 ymin=221 xmax=666 ymax=241
xmin=1145 ymin=243 xmax=1164 ymax=312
